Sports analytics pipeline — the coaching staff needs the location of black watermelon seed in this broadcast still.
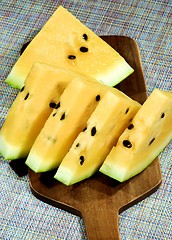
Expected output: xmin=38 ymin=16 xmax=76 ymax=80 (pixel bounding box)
xmin=20 ymin=41 xmax=31 ymax=55
xmin=60 ymin=113 xmax=65 ymax=120
xmin=47 ymin=136 xmax=56 ymax=144
xmin=24 ymin=93 xmax=29 ymax=100
xmin=96 ymin=95 xmax=101 ymax=101
xmin=161 ymin=113 xmax=165 ymax=118
xmin=79 ymin=155 xmax=85 ymax=165
xmin=83 ymin=127 xmax=87 ymax=132
xmin=125 ymin=108 xmax=129 ymax=114
xmin=76 ymin=143 xmax=80 ymax=147
xmin=55 ymin=102 xmax=61 ymax=109
xmin=128 ymin=124 xmax=134 ymax=130
xmin=80 ymin=47 xmax=88 ymax=52
xmin=83 ymin=34 xmax=88 ymax=41
xmin=91 ymin=126 xmax=97 ymax=136
xmin=149 ymin=138 xmax=155 ymax=145
xmin=20 ymin=86 xmax=25 ymax=92
xmin=68 ymin=55 xmax=76 ymax=60
xmin=123 ymin=140 xmax=132 ymax=148
xmin=52 ymin=112 xmax=56 ymax=117
xmin=49 ymin=102 xmax=57 ymax=108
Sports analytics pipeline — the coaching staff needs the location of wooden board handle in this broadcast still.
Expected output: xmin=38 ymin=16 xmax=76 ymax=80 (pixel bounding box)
xmin=81 ymin=202 xmax=120 ymax=240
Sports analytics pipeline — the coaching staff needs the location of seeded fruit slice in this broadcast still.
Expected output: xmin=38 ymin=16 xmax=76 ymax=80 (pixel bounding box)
xmin=25 ymin=79 xmax=101 ymax=172
xmin=5 ymin=5 xmax=133 ymax=89
xmin=54 ymin=91 xmax=140 ymax=186
xmin=100 ymin=89 xmax=172 ymax=182
xmin=26 ymin=77 xmax=140 ymax=172
xmin=0 ymin=63 xmax=97 ymax=160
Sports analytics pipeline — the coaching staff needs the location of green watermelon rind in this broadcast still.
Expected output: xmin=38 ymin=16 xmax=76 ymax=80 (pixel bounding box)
xmin=99 ymin=135 xmax=172 ymax=182
xmin=54 ymin=166 xmax=93 ymax=186
xmin=0 ymin=135 xmax=26 ymax=160
xmin=25 ymin=152 xmax=57 ymax=173
xmin=5 ymin=58 xmax=134 ymax=90
xmin=95 ymin=60 xmax=134 ymax=87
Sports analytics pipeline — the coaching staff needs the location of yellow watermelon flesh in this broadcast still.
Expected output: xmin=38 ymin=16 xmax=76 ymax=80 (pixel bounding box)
xmin=26 ymin=79 xmax=102 ymax=172
xmin=5 ymin=5 xmax=133 ymax=89
xmin=54 ymin=90 xmax=140 ymax=186
xmin=100 ymin=89 xmax=172 ymax=182
xmin=25 ymin=77 xmax=140 ymax=173
xmin=0 ymin=63 xmax=97 ymax=160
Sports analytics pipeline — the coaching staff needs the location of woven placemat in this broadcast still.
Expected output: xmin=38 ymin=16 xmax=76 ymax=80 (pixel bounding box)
xmin=0 ymin=0 xmax=171 ymax=239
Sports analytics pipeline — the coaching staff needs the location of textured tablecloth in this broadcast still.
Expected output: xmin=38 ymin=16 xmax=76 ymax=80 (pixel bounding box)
xmin=0 ymin=0 xmax=171 ymax=239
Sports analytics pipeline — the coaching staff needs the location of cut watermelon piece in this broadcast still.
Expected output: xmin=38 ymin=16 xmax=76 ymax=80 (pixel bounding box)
xmin=54 ymin=91 xmax=140 ymax=186
xmin=26 ymin=78 xmax=140 ymax=173
xmin=26 ymin=79 xmax=101 ymax=172
xmin=0 ymin=63 xmax=97 ymax=160
xmin=5 ymin=5 xmax=133 ymax=89
xmin=100 ymin=89 xmax=172 ymax=182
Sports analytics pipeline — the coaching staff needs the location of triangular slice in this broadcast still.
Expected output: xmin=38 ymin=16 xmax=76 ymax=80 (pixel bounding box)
xmin=0 ymin=63 xmax=97 ymax=160
xmin=54 ymin=91 xmax=140 ymax=185
xmin=5 ymin=5 xmax=133 ymax=89
xmin=26 ymin=78 xmax=140 ymax=172
xmin=26 ymin=79 xmax=102 ymax=172
xmin=100 ymin=89 xmax=172 ymax=182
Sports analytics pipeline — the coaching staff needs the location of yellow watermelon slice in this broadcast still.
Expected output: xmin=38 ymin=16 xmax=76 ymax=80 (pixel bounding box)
xmin=100 ymin=89 xmax=172 ymax=182
xmin=54 ymin=90 xmax=140 ymax=186
xmin=5 ymin=5 xmax=133 ymax=89
xmin=25 ymin=79 xmax=102 ymax=172
xmin=26 ymin=76 xmax=140 ymax=173
xmin=0 ymin=63 xmax=97 ymax=160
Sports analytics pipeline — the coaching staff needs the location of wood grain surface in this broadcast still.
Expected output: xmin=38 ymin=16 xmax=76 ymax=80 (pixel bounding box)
xmin=29 ymin=36 xmax=162 ymax=240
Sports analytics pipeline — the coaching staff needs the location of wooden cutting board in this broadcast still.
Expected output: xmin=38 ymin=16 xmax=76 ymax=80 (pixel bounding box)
xmin=28 ymin=36 xmax=162 ymax=240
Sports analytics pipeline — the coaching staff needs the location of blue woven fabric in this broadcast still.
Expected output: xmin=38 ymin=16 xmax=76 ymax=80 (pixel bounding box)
xmin=0 ymin=0 xmax=171 ymax=239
